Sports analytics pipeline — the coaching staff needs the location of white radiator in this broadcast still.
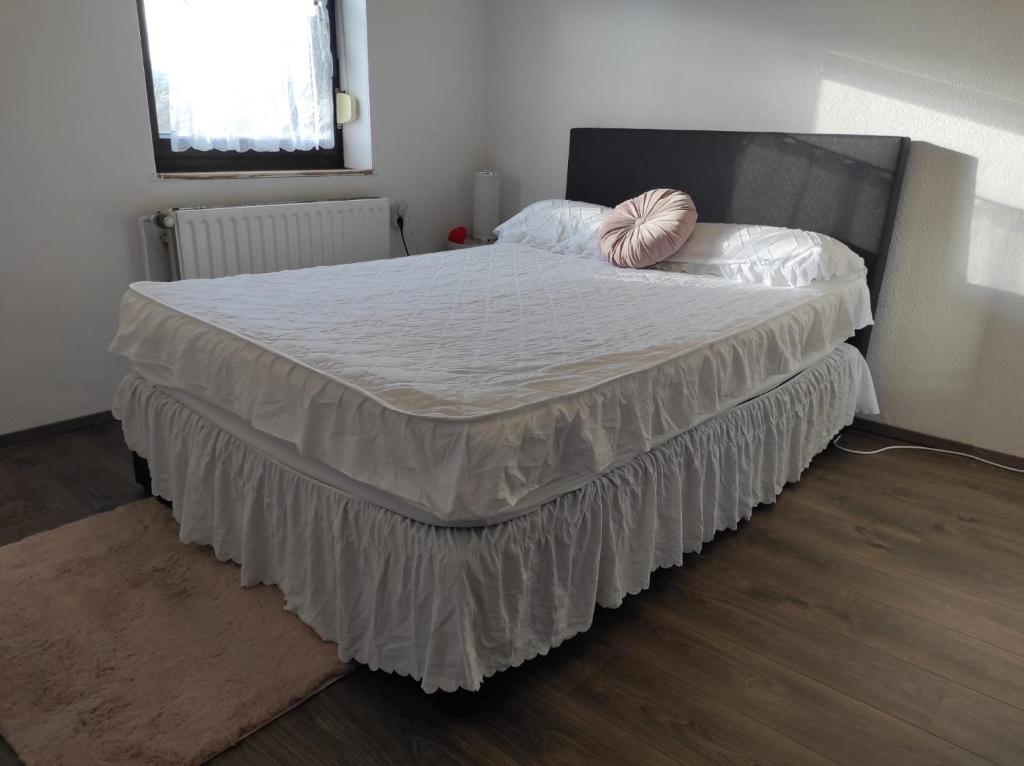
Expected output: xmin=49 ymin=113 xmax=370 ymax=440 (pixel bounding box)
xmin=168 ymin=198 xmax=390 ymax=280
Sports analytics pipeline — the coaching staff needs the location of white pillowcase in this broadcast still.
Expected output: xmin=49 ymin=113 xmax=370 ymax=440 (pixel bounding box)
xmin=495 ymin=199 xmax=610 ymax=257
xmin=659 ymin=223 xmax=866 ymax=287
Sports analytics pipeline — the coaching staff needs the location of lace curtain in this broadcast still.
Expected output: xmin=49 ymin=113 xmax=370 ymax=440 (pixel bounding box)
xmin=144 ymin=0 xmax=336 ymax=153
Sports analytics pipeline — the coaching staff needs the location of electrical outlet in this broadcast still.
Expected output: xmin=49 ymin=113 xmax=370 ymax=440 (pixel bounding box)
xmin=390 ymin=200 xmax=409 ymax=229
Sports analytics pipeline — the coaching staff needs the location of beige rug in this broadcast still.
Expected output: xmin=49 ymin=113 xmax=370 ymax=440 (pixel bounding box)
xmin=0 ymin=499 xmax=354 ymax=766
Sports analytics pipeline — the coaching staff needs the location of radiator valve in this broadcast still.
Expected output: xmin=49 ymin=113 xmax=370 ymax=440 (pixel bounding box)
xmin=155 ymin=209 xmax=176 ymax=229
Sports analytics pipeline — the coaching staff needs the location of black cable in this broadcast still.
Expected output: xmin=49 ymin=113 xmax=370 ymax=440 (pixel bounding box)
xmin=397 ymin=215 xmax=411 ymax=256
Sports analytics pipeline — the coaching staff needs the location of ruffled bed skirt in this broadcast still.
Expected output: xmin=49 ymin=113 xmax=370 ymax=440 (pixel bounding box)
xmin=115 ymin=343 xmax=875 ymax=693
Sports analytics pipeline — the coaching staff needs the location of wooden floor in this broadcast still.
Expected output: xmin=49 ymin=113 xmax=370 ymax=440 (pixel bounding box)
xmin=1 ymin=422 xmax=1023 ymax=765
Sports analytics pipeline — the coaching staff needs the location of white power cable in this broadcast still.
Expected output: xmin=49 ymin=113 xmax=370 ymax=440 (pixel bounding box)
xmin=832 ymin=434 xmax=1024 ymax=474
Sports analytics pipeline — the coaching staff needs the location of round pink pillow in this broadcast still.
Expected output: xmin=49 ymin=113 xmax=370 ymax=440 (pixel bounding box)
xmin=598 ymin=189 xmax=698 ymax=269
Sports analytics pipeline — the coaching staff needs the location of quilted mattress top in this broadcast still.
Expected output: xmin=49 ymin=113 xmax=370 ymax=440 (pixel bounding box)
xmin=111 ymin=243 xmax=872 ymax=525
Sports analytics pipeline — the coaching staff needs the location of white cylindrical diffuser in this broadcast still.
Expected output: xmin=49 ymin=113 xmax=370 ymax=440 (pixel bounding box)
xmin=473 ymin=170 xmax=501 ymax=242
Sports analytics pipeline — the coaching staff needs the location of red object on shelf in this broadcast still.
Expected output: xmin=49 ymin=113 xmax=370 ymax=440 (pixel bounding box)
xmin=447 ymin=226 xmax=468 ymax=244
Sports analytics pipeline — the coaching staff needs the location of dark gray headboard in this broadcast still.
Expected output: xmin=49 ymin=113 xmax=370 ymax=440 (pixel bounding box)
xmin=566 ymin=129 xmax=910 ymax=351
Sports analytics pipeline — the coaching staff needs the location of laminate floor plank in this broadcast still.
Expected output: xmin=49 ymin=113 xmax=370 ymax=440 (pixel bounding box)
xmin=662 ymin=570 xmax=1024 ymax=763
xmin=776 ymin=497 xmax=1024 ymax=610
xmin=79 ymin=420 xmax=139 ymax=483
xmin=828 ymin=433 xmax=1024 ymax=510
xmin=585 ymin=597 xmax=990 ymax=766
xmin=2 ymin=427 xmax=143 ymax=525
xmin=214 ymin=673 xmax=515 ymax=766
xmin=689 ymin=540 xmax=1024 ymax=708
xmin=340 ymin=667 xmax=684 ymax=766
xmin=734 ymin=508 xmax=1024 ymax=657
xmin=569 ymin=648 xmax=838 ymax=765
xmin=802 ymin=452 xmax=1024 ymax=546
xmin=784 ymin=469 xmax=1024 ymax=571
xmin=0 ymin=741 xmax=18 ymax=766
xmin=0 ymin=453 xmax=72 ymax=546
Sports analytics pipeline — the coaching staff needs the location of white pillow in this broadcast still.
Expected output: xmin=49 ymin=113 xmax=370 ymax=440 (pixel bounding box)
xmin=495 ymin=199 xmax=610 ymax=257
xmin=658 ymin=223 xmax=865 ymax=287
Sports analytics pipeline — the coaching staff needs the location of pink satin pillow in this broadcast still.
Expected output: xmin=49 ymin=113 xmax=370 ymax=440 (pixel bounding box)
xmin=598 ymin=189 xmax=698 ymax=269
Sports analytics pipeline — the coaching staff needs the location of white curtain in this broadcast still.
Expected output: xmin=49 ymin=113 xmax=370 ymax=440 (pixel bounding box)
xmin=144 ymin=0 xmax=336 ymax=153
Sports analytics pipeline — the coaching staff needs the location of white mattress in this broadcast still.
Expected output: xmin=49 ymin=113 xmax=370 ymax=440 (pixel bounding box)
xmin=110 ymin=243 xmax=874 ymax=526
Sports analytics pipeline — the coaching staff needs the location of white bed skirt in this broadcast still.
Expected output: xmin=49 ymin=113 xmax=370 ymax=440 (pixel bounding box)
xmin=115 ymin=343 xmax=876 ymax=693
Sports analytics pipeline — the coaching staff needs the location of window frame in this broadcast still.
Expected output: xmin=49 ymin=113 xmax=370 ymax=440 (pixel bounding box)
xmin=136 ymin=0 xmax=345 ymax=174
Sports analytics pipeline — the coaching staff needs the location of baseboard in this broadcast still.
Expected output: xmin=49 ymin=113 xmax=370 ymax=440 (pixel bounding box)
xmin=0 ymin=411 xmax=115 ymax=448
xmin=851 ymin=419 xmax=1024 ymax=471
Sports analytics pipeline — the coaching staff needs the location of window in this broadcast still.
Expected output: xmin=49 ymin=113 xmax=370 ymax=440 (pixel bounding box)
xmin=137 ymin=0 xmax=344 ymax=174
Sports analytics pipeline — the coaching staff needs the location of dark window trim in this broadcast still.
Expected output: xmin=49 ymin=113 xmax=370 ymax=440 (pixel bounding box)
xmin=136 ymin=0 xmax=344 ymax=174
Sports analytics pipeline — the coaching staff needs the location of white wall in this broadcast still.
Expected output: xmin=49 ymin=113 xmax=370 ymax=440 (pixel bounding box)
xmin=0 ymin=0 xmax=486 ymax=434
xmin=484 ymin=0 xmax=1024 ymax=458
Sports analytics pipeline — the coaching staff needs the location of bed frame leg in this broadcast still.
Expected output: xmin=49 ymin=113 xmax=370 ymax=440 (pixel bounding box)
xmin=132 ymin=452 xmax=153 ymax=496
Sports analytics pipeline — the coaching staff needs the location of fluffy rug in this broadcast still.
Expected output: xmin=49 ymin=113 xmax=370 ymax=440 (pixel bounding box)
xmin=0 ymin=499 xmax=354 ymax=766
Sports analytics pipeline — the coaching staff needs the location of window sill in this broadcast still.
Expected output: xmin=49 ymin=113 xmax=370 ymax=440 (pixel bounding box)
xmin=155 ymin=168 xmax=374 ymax=181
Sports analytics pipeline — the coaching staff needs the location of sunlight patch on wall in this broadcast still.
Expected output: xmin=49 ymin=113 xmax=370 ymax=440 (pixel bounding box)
xmin=816 ymin=79 xmax=1024 ymax=296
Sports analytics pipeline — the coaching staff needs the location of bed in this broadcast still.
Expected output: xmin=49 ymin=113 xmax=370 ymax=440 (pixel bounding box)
xmin=112 ymin=129 xmax=910 ymax=692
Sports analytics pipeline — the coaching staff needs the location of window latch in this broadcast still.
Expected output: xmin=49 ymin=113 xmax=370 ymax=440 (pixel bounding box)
xmin=336 ymin=91 xmax=357 ymax=126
